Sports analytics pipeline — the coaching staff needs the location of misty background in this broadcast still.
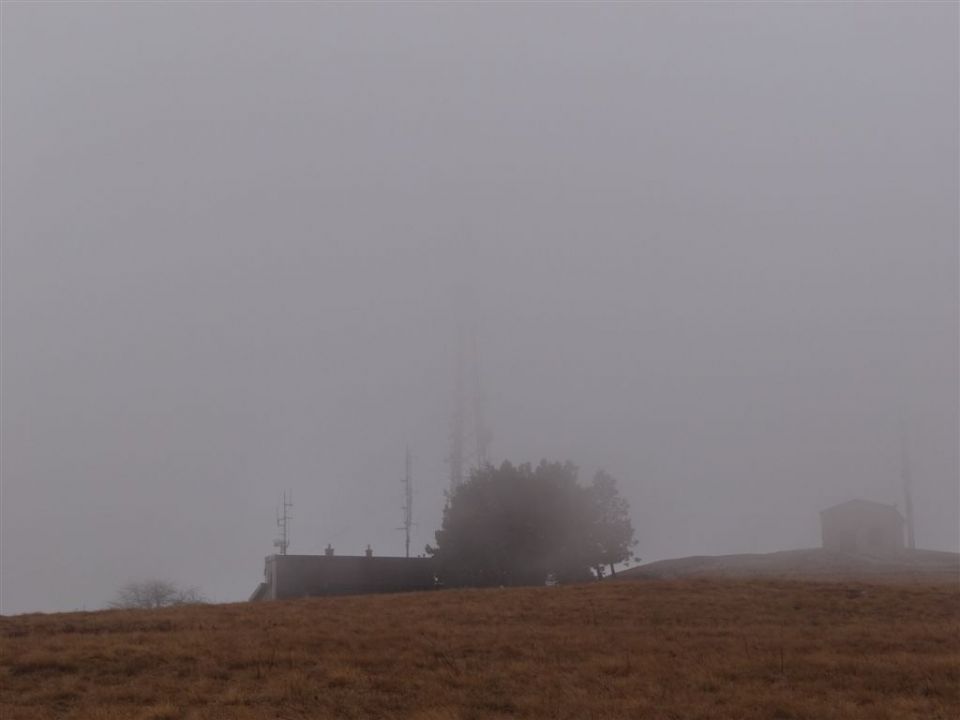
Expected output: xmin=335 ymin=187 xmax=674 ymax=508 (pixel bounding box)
xmin=2 ymin=2 xmax=957 ymax=614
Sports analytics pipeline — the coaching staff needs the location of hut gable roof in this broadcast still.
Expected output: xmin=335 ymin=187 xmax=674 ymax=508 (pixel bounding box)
xmin=820 ymin=498 xmax=903 ymax=523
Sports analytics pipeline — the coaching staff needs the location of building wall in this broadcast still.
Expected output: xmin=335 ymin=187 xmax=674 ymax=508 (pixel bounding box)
xmin=821 ymin=520 xmax=859 ymax=553
xmin=820 ymin=502 xmax=904 ymax=555
xmin=258 ymin=554 xmax=435 ymax=600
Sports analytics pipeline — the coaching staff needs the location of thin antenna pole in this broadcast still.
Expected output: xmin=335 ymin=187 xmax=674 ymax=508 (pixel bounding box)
xmin=899 ymin=415 xmax=916 ymax=550
xmin=402 ymin=446 xmax=413 ymax=558
xmin=449 ymin=323 xmax=466 ymax=494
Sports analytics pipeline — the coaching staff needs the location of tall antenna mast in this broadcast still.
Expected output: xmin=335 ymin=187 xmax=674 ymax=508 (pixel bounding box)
xmin=274 ymin=490 xmax=292 ymax=556
xmin=899 ymin=415 xmax=916 ymax=550
xmin=449 ymin=317 xmax=493 ymax=496
xmin=449 ymin=323 xmax=466 ymax=494
xmin=471 ymin=322 xmax=490 ymax=469
xmin=400 ymin=446 xmax=413 ymax=558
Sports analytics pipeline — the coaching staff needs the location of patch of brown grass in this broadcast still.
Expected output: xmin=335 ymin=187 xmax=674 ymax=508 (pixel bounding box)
xmin=1 ymin=578 xmax=957 ymax=719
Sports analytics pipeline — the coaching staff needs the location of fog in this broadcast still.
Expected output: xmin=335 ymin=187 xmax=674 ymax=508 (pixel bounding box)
xmin=2 ymin=2 xmax=957 ymax=614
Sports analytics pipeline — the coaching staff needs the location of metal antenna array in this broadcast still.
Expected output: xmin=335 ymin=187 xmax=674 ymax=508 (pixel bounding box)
xmin=399 ymin=446 xmax=414 ymax=558
xmin=274 ymin=490 xmax=292 ymax=556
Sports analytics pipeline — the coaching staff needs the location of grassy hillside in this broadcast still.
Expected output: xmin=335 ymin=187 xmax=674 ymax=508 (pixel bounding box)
xmin=619 ymin=548 xmax=960 ymax=582
xmin=1 ymin=579 xmax=957 ymax=719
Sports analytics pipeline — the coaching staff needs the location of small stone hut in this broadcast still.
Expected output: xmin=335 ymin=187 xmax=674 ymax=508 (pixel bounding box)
xmin=820 ymin=499 xmax=904 ymax=555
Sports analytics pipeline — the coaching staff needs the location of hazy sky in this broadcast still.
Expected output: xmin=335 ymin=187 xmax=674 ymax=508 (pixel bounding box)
xmin=2 ymin=2 xmax=957 ymax=614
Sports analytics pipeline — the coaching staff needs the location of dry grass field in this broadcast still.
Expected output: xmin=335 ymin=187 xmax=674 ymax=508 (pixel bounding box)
xmin=1 ymin=578 xmax=957 ymax=720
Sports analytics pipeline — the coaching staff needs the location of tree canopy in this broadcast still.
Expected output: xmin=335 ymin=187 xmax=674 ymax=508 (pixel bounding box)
xmin=428 ymin=460 xmax=636 ymax=587
xmin=586 ymin=470 xmax=637 ymax=577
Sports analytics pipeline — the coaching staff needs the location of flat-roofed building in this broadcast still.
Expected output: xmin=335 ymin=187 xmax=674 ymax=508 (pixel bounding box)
xmin=250 ymin=553 xmax=436 ymax=601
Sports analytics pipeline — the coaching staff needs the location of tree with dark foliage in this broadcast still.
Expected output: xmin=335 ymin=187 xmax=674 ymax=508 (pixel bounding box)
xmin=586 ymin=470 xmax=637 ymax=578
xmin=428 ymin=460 xmax=636 ymax=587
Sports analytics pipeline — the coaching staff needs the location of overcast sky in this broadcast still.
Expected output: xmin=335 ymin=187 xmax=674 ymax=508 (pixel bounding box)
xmin=2 ymin=2 xmax=957 ymax=614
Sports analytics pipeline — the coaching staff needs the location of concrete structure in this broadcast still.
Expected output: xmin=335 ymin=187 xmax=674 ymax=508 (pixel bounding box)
xmin=250 ymin=553 xmax=436 ymax=601
xmin=820 ymin=499 xmax=905 ymax=555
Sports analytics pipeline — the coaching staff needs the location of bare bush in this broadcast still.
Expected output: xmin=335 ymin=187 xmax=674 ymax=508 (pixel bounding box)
xmin=108 ymin=580 xmax=207 ymax=609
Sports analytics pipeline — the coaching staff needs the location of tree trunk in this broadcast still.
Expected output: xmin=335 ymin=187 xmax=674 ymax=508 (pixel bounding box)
xmin=609 ymin=563 xmax=616 ymax=577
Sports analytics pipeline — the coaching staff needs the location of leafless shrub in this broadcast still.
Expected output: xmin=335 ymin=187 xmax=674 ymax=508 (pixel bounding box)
xmin=107 ymin=580 xmax=207 ymax=609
